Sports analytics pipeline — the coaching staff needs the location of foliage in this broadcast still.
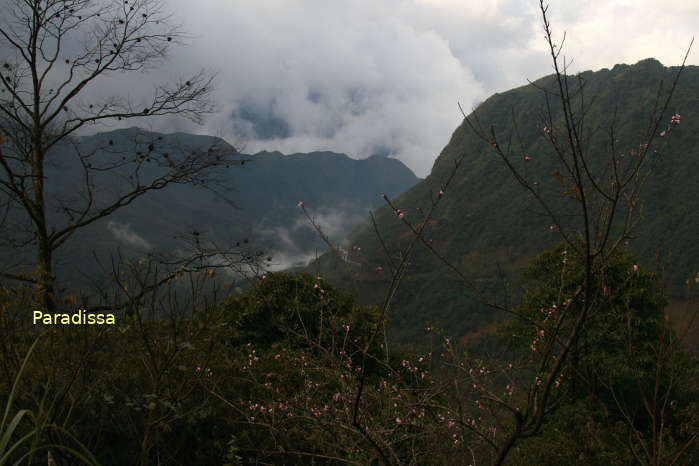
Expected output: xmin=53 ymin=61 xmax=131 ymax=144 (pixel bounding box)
xmin=331 ymin=57 xmax=699 ymax=347
xmin=498 ymin=245 xmax=699 ymax=464
xmin=0 ymin=335 xmax=100 ymax=465
xmin=224 ymin=272 xmax=380 ymax=349
xmin=217 ymin=273 xmax=478 ymax=464
xmin=2 ymin=3 xmax=698 ymax=465
xmin=502 ymin=244 xmax=666 ymax=379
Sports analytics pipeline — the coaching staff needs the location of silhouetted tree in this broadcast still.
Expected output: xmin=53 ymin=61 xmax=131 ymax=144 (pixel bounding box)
xmin=0 ymin=0 xmax=246 ymax=310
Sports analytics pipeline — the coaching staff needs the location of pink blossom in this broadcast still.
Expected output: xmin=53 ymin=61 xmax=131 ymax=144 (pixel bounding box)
xmin=395 ymin=417 xmax=402 ymax=424
xmin=660 ymin=130 xmax=666 ymax=137
xmin=297 ymin=200 xmax=304 ymax=207
xmin=524 ymin=155 xmax=533 ymax=161
xmin=632 ymin=264 xmax=639 ymax=272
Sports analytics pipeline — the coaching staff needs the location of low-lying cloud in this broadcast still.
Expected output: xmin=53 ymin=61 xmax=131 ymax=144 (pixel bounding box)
xmin=292 ymin=207 xmax=369 ymax=243
xmin=259 ymin=205 xmax=370 ymax=271
xmin=106 ymin=221 xmax=153 ymax=251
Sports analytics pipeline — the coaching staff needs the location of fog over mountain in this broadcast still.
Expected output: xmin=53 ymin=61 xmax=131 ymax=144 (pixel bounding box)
xmin=2 ymin=0 xmax=699 ymax=462
xmin=71 ymin=1 xmax=697 ymax=178
xmin=5 ymin=127 xmax=419 ymax=291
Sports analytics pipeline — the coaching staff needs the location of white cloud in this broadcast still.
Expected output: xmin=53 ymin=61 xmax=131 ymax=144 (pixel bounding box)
xmin=541 ymin=1 xmax=698 ymax=74
xmin=106 ymin=221 xmax=153 ymax=250
xmin=292 ymin=207 xmax=369 ymax=242
xmin=265 ymin=250 xmax=319 ymax=272
xmin=69 ymin=0 xmax=697 ymax=177
xmin=257 ymin=205 xmax=369 ymax=270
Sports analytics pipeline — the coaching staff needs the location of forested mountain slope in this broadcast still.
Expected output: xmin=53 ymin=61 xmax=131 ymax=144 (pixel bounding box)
xmin=2 ymin=127 xmax=419 ymax=292
xmin=315 ymin=58 xmax=699 ymax=345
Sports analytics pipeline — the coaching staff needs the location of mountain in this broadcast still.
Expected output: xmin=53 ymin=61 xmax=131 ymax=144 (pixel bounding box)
xmin=313 ymin=58 xmax=699 ymax=346
xmin=2 ymin=127 xmax=420 ymax=292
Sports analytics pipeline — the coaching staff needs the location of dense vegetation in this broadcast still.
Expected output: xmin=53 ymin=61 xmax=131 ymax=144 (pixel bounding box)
xmin=3 ymin=64 xmax=699 ymax=466
xmin=2 ymin=262 xmax=697 ymax=464
xmin=321 ymin=57 xmax=699 ymax=347
xmin=1 ymin=0 xmax=698 ymax=463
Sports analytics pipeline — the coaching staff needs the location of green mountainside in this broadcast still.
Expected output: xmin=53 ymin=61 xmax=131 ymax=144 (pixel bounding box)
xmin=3 ymin=127 xmax=419 ymax=291
xmin=314 ymin=58 xmax=699 ymax=345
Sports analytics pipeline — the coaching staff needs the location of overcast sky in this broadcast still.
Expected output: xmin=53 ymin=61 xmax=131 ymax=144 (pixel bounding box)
xmin=89 ymin=0 xmax=698 ymax=177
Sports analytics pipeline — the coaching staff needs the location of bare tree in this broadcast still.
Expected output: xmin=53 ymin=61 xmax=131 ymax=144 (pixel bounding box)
xmin=0 ymin=0 xmax=242 ymax=310
xmin=299 ymin=1 xmax=696 ymax=463
xmin=452 ymin=2 xmax=694 ymax=463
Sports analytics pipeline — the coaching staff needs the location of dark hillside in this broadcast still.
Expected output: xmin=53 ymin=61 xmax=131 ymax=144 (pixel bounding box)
xmin=1 ymin=127 xmax=420 ymax=292
xmin=314 ymin=58 xmax=699 ymax=345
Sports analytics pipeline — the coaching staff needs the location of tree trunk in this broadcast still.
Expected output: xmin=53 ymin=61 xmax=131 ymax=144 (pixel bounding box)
xmin=37 ymin=239 xmax=56 ymax=311
xmin=32 ymin=138 xmax=55 ymax=311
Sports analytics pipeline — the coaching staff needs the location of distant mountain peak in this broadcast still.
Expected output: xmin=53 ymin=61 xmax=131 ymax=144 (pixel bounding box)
xmin=633 ymin=57 xmax=665 ymax=67
xmin=36 ymin=127 xmax=420 ymax=292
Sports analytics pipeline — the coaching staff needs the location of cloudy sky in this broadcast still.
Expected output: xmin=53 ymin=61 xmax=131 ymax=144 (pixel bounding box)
xmin=88 ymin=0 xmax=698 ymax=177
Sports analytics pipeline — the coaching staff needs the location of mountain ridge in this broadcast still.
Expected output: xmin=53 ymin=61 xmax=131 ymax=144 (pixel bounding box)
xmin=2 ymin=127 xmax=420 ymax=292
xmin=315 ymin=57 xmax=699 ymax=345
